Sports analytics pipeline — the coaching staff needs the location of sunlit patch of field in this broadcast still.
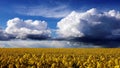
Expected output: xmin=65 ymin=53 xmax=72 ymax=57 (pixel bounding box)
xmin=0 ymin=48 xmax=120 ymax=68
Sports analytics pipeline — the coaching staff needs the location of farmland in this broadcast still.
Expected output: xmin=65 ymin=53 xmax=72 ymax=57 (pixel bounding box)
xmin=0 ymin=48 xmax=120 ymax=68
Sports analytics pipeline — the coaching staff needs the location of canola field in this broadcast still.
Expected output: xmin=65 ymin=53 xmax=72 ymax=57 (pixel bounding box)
xmin=0 ymin=48 xmax=120 ymax=68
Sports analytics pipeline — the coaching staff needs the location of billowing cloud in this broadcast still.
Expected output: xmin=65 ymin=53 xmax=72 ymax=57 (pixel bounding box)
xmin=0 ymin=27 xmax=15 ymax=40
xmin=15 ymin=5 xmax=71 ymax=18
xmin=57 ymin=8 xmax=120 ymax=39
xmin=0 ymin=28 xmax=9 ymax=40
xmin=5 ymin=18 xmax=51 ymax=39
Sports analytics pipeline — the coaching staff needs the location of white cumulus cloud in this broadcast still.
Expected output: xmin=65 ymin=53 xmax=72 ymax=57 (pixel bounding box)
xmin=5 ymin=18 xmax=51 ymax=39
xmin=57 ymin=8 xmax=120 ymax=39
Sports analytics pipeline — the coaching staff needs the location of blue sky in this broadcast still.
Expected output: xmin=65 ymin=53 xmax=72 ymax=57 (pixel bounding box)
xmin=0 ymin=0 xmax=120 ymax=29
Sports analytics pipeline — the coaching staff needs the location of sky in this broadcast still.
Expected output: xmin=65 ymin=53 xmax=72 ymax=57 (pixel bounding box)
xmin=0 ymin=0 xmax=120 ymax=48
xmin=0 ymin=0 xmax=120 ymax=29
xmin=0 ymin=0 xmax=120 ymax=46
